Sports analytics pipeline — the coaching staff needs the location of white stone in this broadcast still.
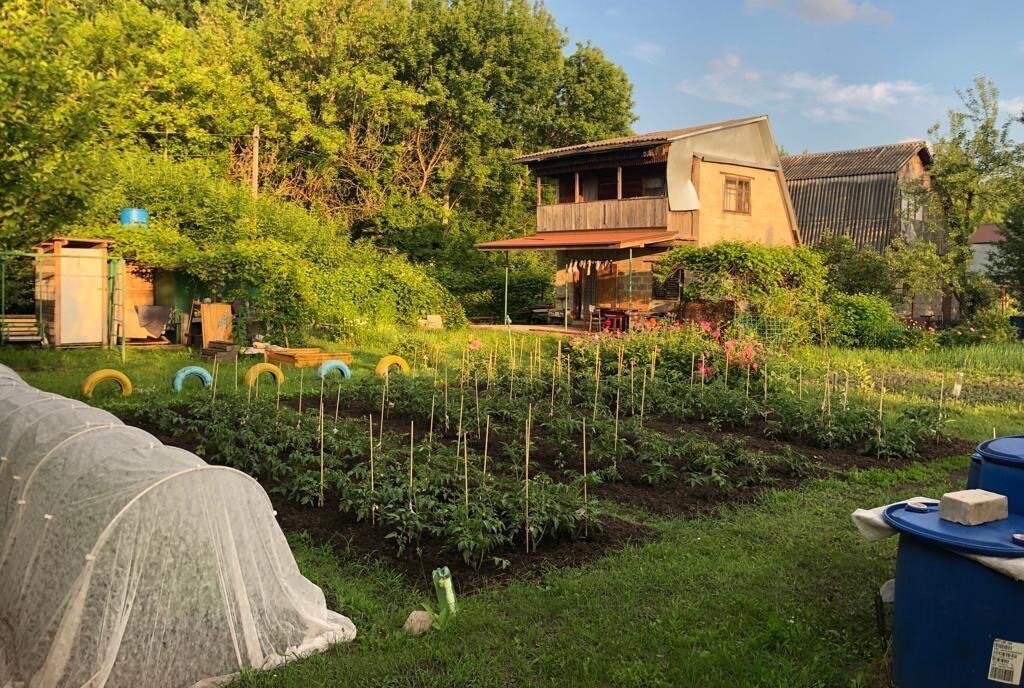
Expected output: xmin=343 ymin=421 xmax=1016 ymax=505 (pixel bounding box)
xmin=939 ymin=489 xmax=1008 ymax=526
xmin=402 ymin=610 xmax=434 ymax=635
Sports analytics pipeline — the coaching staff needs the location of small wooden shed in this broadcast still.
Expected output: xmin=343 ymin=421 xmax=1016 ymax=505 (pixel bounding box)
xmin=33 ymin=237 xmax=117 ymax=347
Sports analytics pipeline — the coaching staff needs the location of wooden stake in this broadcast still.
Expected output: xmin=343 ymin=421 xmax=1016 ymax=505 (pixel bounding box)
xmin=234 ymin=353 xmax=239 ymax=392
xmin=582 ymin=416 xmax=588 ymax=521
xmin=798 ymin=366 xmax=803 ymax=400
xmin=378 ymin=378 xmax=387 ymax=449
xmin=475 ymin=368 xmax=481 ymax=437
xmin=334 ymin=379 xmax=342 ymax=423
xmin=690 ymin=352 xmax=696 ymax=388
xmin=592 ymin=344 xmax=601 ymax=422
xmin=298 ymin=367 xmax=304 ymax=415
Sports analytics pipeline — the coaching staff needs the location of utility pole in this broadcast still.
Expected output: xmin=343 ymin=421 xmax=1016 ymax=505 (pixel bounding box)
xmin=250 ymin=124 xmax=260 ymax=198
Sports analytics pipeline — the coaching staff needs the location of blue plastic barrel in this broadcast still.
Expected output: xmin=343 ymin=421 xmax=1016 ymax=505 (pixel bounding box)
xmin=119 ymin=208 xmax=149 ymax=226
xmin=885 ymin=502 xmax=1024 ymax=687
xmin=968 ymin=452 xmax=983 ymax=489
xmin=976 ymin=436 xmax=1024 ymax=514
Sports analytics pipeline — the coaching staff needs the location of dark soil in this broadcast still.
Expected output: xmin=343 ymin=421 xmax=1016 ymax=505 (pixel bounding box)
xmin=270 ymin=493 xmax=653 ymax=595
xmin=125 ymin=397 xmax=975 ymax=592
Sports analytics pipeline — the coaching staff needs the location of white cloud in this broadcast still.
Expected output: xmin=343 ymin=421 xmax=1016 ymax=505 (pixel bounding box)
xmin=626 ymin=41 xmax=665 ymax=65
xmin=678 ymin=52 xmax=933 ymax=122
xmin=678 ymin=52 xmax=780 ymax=107
xmin=1002 ymin=97 xmax=1024 ymax=118
xmin=747 ymin=0 xmax=892 ymax=25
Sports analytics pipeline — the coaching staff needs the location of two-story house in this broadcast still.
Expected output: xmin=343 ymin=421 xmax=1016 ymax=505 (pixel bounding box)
xmin=477 ymin=115 xmax=800 ymax=324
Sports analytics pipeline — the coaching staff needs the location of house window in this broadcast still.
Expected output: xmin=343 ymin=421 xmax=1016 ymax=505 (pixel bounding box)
xmin=724 ymin=176 xmax=751 ymax=214
xmin=622 ymin=163 xmax=667 ymax=199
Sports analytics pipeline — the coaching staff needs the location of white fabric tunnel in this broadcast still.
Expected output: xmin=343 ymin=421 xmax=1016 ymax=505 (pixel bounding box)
xmin=0 ymin=364 xmax=355 ymax=687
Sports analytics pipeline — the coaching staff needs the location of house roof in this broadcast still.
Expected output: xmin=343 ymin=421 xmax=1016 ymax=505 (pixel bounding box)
xmin=781 ymin=141 xmax=930 ymax=180
xmin=971 ymin=223 xmax=1004 ymax=244
xmin=475 ymin=229 xmax=680 ymax=251
xmin=515 ymin=115 xmax=768 ymax=164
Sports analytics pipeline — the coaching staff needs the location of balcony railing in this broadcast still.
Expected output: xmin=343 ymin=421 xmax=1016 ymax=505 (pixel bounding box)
xmin=536 ymin=197 xmax=668 ymax=232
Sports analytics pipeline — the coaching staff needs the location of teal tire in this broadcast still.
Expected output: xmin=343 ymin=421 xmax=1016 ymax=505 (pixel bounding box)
xmin=172 ymin=365 xmax=213 ymax=392
xmin=316 ymin=359 xmax=352 ymax=380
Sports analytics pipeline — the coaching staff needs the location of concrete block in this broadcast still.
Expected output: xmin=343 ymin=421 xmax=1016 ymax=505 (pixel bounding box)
xmin=939 ymin=489 xmax=1008 ymax=526
xmin=402 ymin=610 xmax=434 ymax=635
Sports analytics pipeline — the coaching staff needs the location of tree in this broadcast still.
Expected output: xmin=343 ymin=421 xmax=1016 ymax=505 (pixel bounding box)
xmin=990 ymin=202 xmax=1024 ymax=302
xmin=883 ymin=238 xmax=951 ymax=311
xmin=911 ymin=76 xmax=1024 ymax=312
xmin=814 ymin=235 xmax=896 ymax=299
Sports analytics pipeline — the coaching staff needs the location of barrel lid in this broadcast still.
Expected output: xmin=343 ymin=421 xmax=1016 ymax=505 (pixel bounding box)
xmin=977 ymin=436 xmax=1024 ymax=466
xmin=883 ymin=501 xmax=1024 ymax=557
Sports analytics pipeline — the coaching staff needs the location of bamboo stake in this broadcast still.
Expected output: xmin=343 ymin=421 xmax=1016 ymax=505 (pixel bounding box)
xmin=549 ymin=355 xmax=557 ymax=416
xmin=613 ymin=375 xmax=621 ymax=463
xmin=368 ymin=415 xmax=375 ymax=525
xmin=798 ymin=365 xmax=803 ymax=400
xmin=298 ymin=367 xmax=304 ymax=415
xmin=876 ymin=378 xmax=885 ymax=461
xmin=334 ymin=379 xmax=342 ymax=423
xmin=700 ymin=354 xmax=706 ymax=398
xmin=745 ymin=363 xmax=750 ymax=401
xmin=582 ymin=416 xmax=588 ymax=536
xmin=463 ymin=432 xmax=470 ymax=514
xmin=211 ymin=359 xmax=219 ymax=403
xmin=408 ymin=420 xmax=415 ymax=511
xmin=763 ymin=362 xmax=769 ymax=402
xmin=318 ymin=396 xmax=325 ymax=507
xmin=690 ymin=352 xmax=696 ymax=388
xmin=639 ymin=366 xmax=648 ymax=427
xmin=630 ymin=359 xmax=636 ymax=413
xmin=455 ymin=389 xmax=465 ymax=461
xmin=843 ymin=370 xmax=849 ymax=411
xmin=592 ymin=344 xmax=601 ymax=422
xmin=443 ymin=367 xmax=450 ymax=431
xmin=380 ymin=378 xmax=387 ymax=448
xmin=524 ymin=403 xmax=532 ymax=554
xmin=428 ymin=392 xmax=436 ymax=445
xmin=234 ymin=353 xmax=239 ymax=392
xmin=939 ymin=374 xmax=945 ymax=419
xmin=475 ymin=368 xmax=482 ymax=437
xmin=483 ymin=415 xmax=490 ymax=476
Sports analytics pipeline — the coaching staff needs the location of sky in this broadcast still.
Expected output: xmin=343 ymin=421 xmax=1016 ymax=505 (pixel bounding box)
xmin=544 ymin=0 xmax=1024 ymax=153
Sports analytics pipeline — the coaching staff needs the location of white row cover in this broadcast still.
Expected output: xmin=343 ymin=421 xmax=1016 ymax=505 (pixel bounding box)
xmin=0 ymin=364 xmax=355 ymax=687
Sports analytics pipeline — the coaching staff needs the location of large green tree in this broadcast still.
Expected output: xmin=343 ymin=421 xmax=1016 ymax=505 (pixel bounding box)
xmin=911 ymin=76 xmax=1024 ymax=310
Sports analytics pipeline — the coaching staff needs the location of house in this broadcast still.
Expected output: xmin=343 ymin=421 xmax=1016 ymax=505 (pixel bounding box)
xmin=970 ymin=223 xmax=1003 ymax=277
xmin=477 ymin=115 xmax=800 ymax=323
xmin=781 ymin=140 xmax=932 ymax=250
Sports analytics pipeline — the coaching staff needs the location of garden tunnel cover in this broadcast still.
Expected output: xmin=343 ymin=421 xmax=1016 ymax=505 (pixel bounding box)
xmin=0 ymin=364 xmax=355 ymax=688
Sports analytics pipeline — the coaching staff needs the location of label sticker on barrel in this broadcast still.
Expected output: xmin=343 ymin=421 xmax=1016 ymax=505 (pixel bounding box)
xmin=988 ymin=639 xmax=1024 ymax=684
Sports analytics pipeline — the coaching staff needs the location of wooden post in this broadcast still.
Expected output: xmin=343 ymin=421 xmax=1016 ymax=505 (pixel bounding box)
xmin=250 ymin=125 xmax=260 ymax=198
xmin=408 ymin=420 xmax=415 ymax=511
xmin=536 ymin=174 xmax=542 ymax=207
xmin=368 ymin=415 xmax=375 ymax=524
xmin=616 ymin=166 xmax=623 ymax=199
xmin=574 ymin=172 xmax=580 ymax=203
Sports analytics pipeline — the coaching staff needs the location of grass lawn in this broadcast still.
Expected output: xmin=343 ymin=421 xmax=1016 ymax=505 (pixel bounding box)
xmin=235 ymin=458 xmax=966 ymax=688
xmin=0 ymin=336 xmax=1010 ymax=687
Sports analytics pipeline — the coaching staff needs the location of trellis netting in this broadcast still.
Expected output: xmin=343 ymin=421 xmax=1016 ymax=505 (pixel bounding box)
xmin=0 ymin=363 xmax=356 ymax=687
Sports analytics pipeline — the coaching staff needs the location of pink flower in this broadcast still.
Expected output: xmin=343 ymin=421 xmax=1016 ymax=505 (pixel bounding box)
xmin=699 ymin=320 xmax=713 ymax=333
xmin=969 ymin=327 xmax=976 ymax=333
xmin=468 ymin=338 xmax=483 ymax=351
xmin=927 ymin=327 xmax=935 ymax=333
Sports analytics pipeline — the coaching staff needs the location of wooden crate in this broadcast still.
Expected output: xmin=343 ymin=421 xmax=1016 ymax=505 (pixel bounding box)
xmin=265 ymin=348 xmax=353 ymax=368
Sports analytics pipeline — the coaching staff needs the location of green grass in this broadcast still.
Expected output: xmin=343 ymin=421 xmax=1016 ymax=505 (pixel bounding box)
xmin=235 ymin=458 xmax=966 ymax=688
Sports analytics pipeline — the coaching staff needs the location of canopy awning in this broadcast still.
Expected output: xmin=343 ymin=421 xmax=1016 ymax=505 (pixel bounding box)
xmin=476 ymin=229 xmax=679 ymax=251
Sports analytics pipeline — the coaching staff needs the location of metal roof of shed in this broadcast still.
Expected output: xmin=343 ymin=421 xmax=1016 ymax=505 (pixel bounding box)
xmin=515 ymin=115 xmax=768 ymax=164
xmin=781 ymin=141 xmax=930 ymax=180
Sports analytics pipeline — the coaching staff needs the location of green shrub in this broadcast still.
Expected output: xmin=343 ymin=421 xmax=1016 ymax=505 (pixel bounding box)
xmin=938 ymin=306 xmax=1018 ymax=346
xmin=825 ymin=294 xmax=905 ymax=349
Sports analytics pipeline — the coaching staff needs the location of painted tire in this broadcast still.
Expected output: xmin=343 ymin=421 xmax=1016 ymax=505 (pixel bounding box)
xmin=172 ymin=365 xmax=213 ymax=392
xmin=374 ymin=355 xmax=410 ymax=377
xmin=316 ymin=359 xmax=352 ymax=381
xmin=244 ymin=362 xmax=284 ymax=387
xmin=81 ymin=369 xmax=133 ymax=398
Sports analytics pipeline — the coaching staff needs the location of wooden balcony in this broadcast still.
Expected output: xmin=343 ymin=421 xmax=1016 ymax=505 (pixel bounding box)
xmin=537 ymin=197 xmax=668 ymax=232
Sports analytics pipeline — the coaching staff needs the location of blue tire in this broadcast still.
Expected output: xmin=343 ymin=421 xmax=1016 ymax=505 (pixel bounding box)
xmin=172 ymin=365 xmax=213 ymax=392
xmin=316 ymin=359 xmax=352 ymax=381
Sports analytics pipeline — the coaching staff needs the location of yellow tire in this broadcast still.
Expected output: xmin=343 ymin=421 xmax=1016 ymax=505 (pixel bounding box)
xmin=374 ymin=355 xmax=410 ymax=377
xmin=81 ymin=369 xmax=133 ymax=399
xmin=244 ymin=362 xmax=284 ymax=388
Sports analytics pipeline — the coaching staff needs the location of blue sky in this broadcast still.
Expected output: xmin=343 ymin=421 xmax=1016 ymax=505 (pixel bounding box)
xmin=545 ymin=0 xmax=1024 ymax=152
